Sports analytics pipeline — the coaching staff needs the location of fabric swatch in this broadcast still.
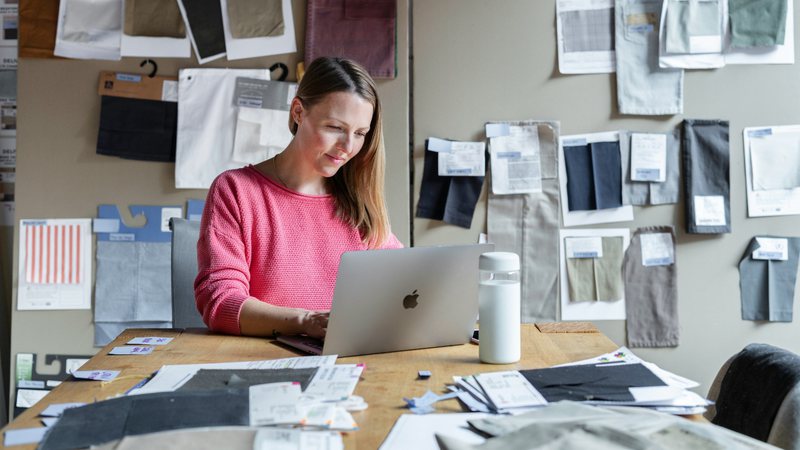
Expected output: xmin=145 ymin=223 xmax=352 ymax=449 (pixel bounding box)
xmin=19 ymin=0 xmax=59 ymax=58
xmin=416 ymin=147 xmax=485 ymax=229
xmin=564 ymin=141 xmax=622 ymax=211
xmin=729 ymin=0 xmax=787 ymax=48
xmin=226 ymin=0 xmax=284 ymax=38
xmin=97 ymin=96 xmax=178 ymax=162
xmin=124 ymin=0 xmax=185 ymax=38
xmin=682 ymin=119 xmax=730 ymax=234
xmin=620 ymin=130 xmax=681 ymax=206
xmin=739 ymin=236 xmax=800 ymax=322
xmin=178 ymin=0 xmax=226 ymax=61
xmin=566 ymin=236 xmax=624 ymax=302
xmin=560 ymin=8 xmax=615 ymax=53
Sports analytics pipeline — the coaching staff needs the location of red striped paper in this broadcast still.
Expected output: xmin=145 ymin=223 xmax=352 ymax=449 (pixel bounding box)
xmin=25 ymin=223 xmax=82 ymax=284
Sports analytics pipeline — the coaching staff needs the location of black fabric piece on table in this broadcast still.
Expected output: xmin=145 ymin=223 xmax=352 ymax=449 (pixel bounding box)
xmin=416 ymin=147 xmax=485 ymax=229
xmin=179 ymin=0 xmax=226 ymax=60
xmin=97 ymin=96 xmax=177 ymax=162
xmin=176 ymin=367 xmax=319 ymax=392
xmin=713 ymin=343 xmax=800 ymax=441
xmin=520 ymin=363 xmax=666 ymax=402
xmin=591 ymin=141 xmax=622 ymax=210
xmin=38 ymin=389 xmax=249 ymax=450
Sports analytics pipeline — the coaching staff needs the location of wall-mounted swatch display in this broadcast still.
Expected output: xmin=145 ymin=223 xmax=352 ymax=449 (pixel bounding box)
xmin=615 ymin=0 xmax=683 ymax=115
xmin=96 ymin=71 xmax=178 ymax=162
xmin=175 ymin=68 xmax=269 ymax=189
xmin=682 ymin=119 xmax=730 ymax=234
xmin=487 ymin=123 xmax=542 ymax=195
xmin=19 ymin=0 xmax=60 ymax=58
xmin=565 ymin=236 xmax=624 ymax=302
xmin=559 ymin=228 xmax=629 ymax=321
xmin=729 ymin=0 xmax=787 ymax=48
xmin=416 ymin=137 xmax=485 ymax=229
xmin=658 ymin=0 xmax=725 ymax=69
xmin=624 ymin=226 xmax=678 ymax=347
xmin=555 ymin=0 xmax=616 ymax=74
xmin=221 ymin=0 xmax=296 ymax=61
xmin=739 ymin=236 xmax=800 ymax=322
xmin=488 ymin=121 xmax=560 ymax=322
xmin=176 ymin=0 xmax=226 ymax=64
xmin=305 ymin=0 xmax=396 ymax=79
xmin=559 ymin=131 xmax=633 ymax=227
xmin=620 ymin=130 xmax=680 ymax=205
xmin=54 ymin=0 xmax=123 ymax=60
xmin=121 ymin=0 xmax=190 ymax=58
xmin=743 ymin=125 xmax=800 ymax=218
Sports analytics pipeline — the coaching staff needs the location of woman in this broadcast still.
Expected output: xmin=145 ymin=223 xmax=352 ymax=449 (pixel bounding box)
xmin=194 ymin=57 xmax=403 ymax=339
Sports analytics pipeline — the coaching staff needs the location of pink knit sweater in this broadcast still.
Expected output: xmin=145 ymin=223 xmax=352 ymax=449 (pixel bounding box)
xmin=194 ymin=166 xmax=402 ymax=334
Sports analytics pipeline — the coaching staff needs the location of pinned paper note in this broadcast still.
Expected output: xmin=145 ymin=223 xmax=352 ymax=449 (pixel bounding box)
xmin=108 ymin=346 xmax=154 ymax=355
xmin=693 ymin=195 xmax=726 ymax=226
xmin=127 ymin=337 xmax=173 ymax=346
xmin=753 ymin=237 xmax=789 ymax=261
xmin=630 ymin=133 xmax=667 ymax=182
xmin=565 ymin=237 xmax=603 ymax=258
xmin=640 ymin=233 xmax=674 ymax=266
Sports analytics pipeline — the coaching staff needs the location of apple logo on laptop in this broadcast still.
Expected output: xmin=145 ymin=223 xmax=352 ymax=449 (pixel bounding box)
xmin=403 ymin=290 xmax=419 ymax=309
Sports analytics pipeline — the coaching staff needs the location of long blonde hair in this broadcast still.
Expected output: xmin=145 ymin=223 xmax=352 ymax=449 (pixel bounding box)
xmin=290 ymin=57 xmax=390 ymax=248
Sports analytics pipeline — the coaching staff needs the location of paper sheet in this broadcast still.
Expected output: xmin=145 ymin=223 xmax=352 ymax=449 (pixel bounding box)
xmin=559 ymin=132 xmax=633 ymax=227
xmin=559 ymin=228 xmax=630 ymax=320
xmin=379 ymin=413 xmax=488 ymax=450
xmin=489 ymin=125 xmax=542 ymax=194
xmin=750 ymin=134 xmax=800 ymax=191
xmin=220 ymin=0 xmax=296 ymax=60
xmin=743 ymin=125 xmax=800 ymax=217
xmin=54 ymin=0 xmax=122 ymax=60
xmin=17 ymin=219 xmax=92 ymax=310
xmin=630 ymin=133 xmax=667 ymax=182
xmin=427 ymin=138 xmax=485 ymax=177
xmin=556 ymin=0 xmax=615 ymax=74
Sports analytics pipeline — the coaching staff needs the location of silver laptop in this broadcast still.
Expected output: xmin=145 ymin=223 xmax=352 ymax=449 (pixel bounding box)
xmin=278 ymin=243 xmax=493 ymax=357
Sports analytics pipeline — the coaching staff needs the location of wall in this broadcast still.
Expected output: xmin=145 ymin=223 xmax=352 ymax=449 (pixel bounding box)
xmin=8 ymin=0 xmax=409 ymax=413
xmin=412 ymin=0 xmax=800 ymax=394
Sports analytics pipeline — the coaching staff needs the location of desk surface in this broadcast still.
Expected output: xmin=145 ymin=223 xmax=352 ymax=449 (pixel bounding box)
xmin=2 ymin=325 xmax=617 ymax=449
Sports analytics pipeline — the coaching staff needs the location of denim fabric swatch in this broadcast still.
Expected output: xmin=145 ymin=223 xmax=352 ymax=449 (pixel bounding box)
xmin=488 ymin=121 xmax=560 ymax=322
xmin=624 ymin=226 xmax=679 ymax=347
xmin=564 ymin=141 xmax=622 ymax=211
xmin=730 ymin=0 xmax=787 ymax=48
xmin=416 ymin=147 xmax=485 ymax=229
xmin=227 ymin=0 xmax=284 ymax=38
xmin=97 ymin=96 xmax=177 ymax=162
xmin=616 ymin=0 xmax=684 ymax=115
xmin=682 ymin=119 xmax=730 ymax=234
xmin=739 ymin=236 xmax=800 ymax=322
xmin=177 ymin=0 xmax=226 ymax=60
xmin=566 ymin=236 xmax=624 ymax=302
xmin=620 ymin=130 xmax=680 ymax=205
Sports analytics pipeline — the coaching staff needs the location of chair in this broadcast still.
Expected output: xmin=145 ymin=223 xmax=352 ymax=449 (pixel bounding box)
xmin=170 ymin=218 xmax=206 ymax=329
xmin=705 ymin=343 xmax=800 ymax=449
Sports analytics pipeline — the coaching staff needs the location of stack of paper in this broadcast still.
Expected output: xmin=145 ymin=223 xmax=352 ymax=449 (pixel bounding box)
xmin=449 ymin=347 xmax=710 ymax=415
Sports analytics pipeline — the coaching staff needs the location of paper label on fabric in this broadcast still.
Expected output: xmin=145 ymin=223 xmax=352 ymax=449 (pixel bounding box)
xmin=753 ymin=237 xmax=789 ymax=260
xmin=474 ymin=371 xmax=546 ymax=409
xmin=439 ymin=141 xmax=486 ymax=176
xmin=93 ymin=218 xmax=119 ymax=233
xmin=562 ymin=138 xmax=587 ymax=147
xmin=17 ymin=380 xmax=44 ymax=389
xmin=108 ymin=346 xmax=154 ymax=355
xmin=161 ymin=207 xmax=182 ymax=232
xmin=249 ymin=382 xmax=304 ymax=426
xmin=748 ymin=128 xmax=772 ymax=138
xmin=233 ymin=77 xmax=296 ymax=111
xmin=116 ymin=73 xmax=142 ymax=83
xmin=109 ymin=233 xmax=135 ymax=241
xmin=485 ymin=123 xmax=510 ymax=137
xmin=427 ymin=137 xmax=453 ymax=153
xmin=640 ymin=233 xmax=674 ymax=266
xmin=630 ymin=133 xmax=667 ymax=182
xmin=565 ymin=237 xmax=604 ymax=258
xmin=161 ymin=80 xmax=178 ymax=102
xmin=490 ymin=126 xmax=542 ymax=194
xmin=693 ymin=195 xmax=726 ymax=226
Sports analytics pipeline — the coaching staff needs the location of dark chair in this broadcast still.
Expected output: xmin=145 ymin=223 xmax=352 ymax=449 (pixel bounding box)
xmin=169 ymin=218 xmax=206 ymax=329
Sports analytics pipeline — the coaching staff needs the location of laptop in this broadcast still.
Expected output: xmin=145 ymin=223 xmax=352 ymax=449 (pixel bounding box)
xmin=277 ymin=243 xmax=493 ymax=357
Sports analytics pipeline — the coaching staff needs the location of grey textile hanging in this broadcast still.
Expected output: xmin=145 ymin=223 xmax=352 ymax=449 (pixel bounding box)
xmin=682 ymin=119 xmax=730 ymax=234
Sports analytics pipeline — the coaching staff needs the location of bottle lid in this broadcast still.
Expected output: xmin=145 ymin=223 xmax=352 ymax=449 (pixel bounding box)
xmin=479 ymin=252 xmax=520 ymax=271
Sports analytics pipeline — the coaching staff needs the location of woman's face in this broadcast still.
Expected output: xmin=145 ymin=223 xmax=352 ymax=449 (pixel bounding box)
xmin=291 ymin=91 xmax=374 ymax=178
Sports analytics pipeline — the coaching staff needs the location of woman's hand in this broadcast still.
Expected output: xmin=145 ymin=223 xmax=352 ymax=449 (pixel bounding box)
xmin=301 ymin=310 xmax=329 ymax=338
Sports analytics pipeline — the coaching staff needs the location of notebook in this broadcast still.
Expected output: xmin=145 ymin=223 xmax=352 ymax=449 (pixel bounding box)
xmin=277 ymin=243 xmax=493 ymax=357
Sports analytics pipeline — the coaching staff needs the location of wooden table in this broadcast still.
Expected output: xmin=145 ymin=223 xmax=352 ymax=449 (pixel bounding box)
xmin=1 ymin=325 xmax=618 ymax=449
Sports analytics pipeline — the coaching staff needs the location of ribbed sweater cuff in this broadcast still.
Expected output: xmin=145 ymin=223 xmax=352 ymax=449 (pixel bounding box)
xmin=213 ymin=296 xmax=247 ymax=336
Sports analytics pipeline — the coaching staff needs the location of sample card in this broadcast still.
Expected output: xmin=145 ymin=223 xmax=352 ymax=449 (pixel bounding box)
xmin=565 ymin=237 xmax=603 ymax=258
xmin=640 ymin=233 xmax=675 ymax=266
xmin=108 ymin=346 xmax=154 ymax=355
xmin=127 ymin=337 xmax=173 ymax=346
xmin=693 ymin=195 xmax=726 ymax=226
xmin=630 ymin=133 xmax=667 ymax=182
xmin=474 ymin=371 xmax=546 ymax=409
xmin=556 ymin=0 xmax=615 ymax=74
xmin=488 ymin=124 xmax=542 ymax=194
xmin=752 ymin=237 xmax=789 ymax=261
xmin=17 ymin=219 xmax=92 ymax=310
xmin=427 ymin=138 xmax=486 ymax=177
xmin=249 ymin=382 xmax=304 ymax=426
xmin=304 ymin=364 xmax=364 ymax=402
xmin=744 ymin=125 xmax=800 ymax=217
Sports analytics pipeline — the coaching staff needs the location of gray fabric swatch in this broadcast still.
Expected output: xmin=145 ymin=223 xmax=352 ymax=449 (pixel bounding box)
xmin=177 ymin=368 xmax=318 ymax=392
xmin=170 ymin=218 xmax=205 ymax=329
xmin=682 ymin=119 xmax=730 ymax=234
xmin=666 ymin=0 xmax=722 ymax=54
xmin=566 ymin=237 xmax=624 ymax=302
xmin=730 ymin=0 xmax=787 ymax=48
xmin=739 ymin=236 xmax=800 ymax=322
xmin=624 ymin=226 xmax=679 ymax=348
xmin=616 ymin=0 xmax=684 ymax=115
xmin=620 ymin=130 xmax=680 ymax=206
xmin=487 ymin=121 xmax=560 ymax=322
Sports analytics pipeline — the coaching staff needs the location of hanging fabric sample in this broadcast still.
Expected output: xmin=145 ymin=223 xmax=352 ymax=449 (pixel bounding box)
xmin=96 ymin=71 xmax=179 ymax=162
xmin=559 ymin=228 xmax=630 ymax=321
xmin=555 ymin=0 xmax=616 ymax=74
xmin=729 ymin=0 xmax=787 ymax=48
xmin=739 ymin=236 xmax=800 ymax=322
xmin=487 ymin=121 xmax=560 ymax=322
xmin=624 ymin=226 xmax=678 ymax=347
xmin=726 ymin=0 xmax=794 ymax=65
xmin=305 ymin=0 xmax=397 ymax=79
xmin=620 ymin=129 xmax=680 ymax=205
xmin=19 ymin=0 xmax=59 ymax=58
xmin=615 ymin=0 xmax=683 ymax=115
xmin=176 ymin=0 xmax=226 ymax=64
xmin=565 ymin=236 xmax=624 ymax=302
xmin=93 ymin=205 xmax=182 ymax=346
xmin=658 ymin=0 xmax=725 ymax=69
xmin=743 ymin=125 xmax=800 ymax=218
xmin=682 ymin=119 xmax=730 ymax=234
xmin=221 ymin=0 xmax=296 ymax=60
xmin=54 ymin=0 xmax=123 ymax=60
xmin=231 ymin=77 xmax=295 ymax=164
xmin=120 ymin=0 xmax=190 ymax=58
xmin=175 ymin=68 xmax=269 ymax=189
xmin=416 ymin=138 xmax=485 ymax=229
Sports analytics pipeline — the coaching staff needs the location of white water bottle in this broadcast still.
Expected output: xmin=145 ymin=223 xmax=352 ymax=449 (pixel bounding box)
xmin=478 ymin=252 xmax=521 ymax=364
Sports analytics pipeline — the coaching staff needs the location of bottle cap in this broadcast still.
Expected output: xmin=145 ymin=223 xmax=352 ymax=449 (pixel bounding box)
xmin=479 ymin=252 xmax=520 ymax=271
